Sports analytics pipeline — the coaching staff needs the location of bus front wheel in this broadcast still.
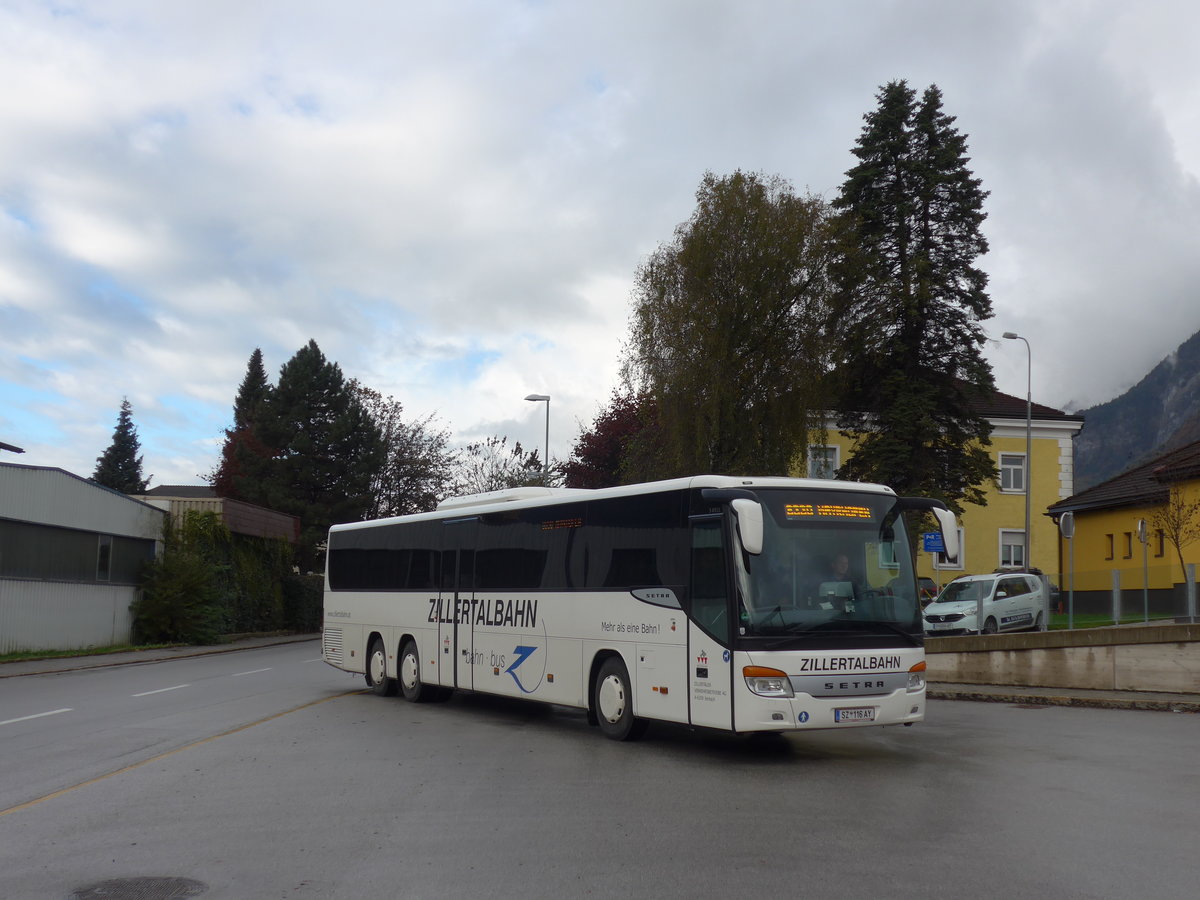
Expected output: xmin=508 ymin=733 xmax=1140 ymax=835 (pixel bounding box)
xmin=366 ymin=638 xmax=396 ymax=696
xmin=594 ymin=657 xmax=647 ymax=741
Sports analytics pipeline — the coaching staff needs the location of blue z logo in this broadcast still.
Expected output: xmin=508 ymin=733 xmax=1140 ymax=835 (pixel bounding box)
xmin=505 ymin=645 xmax=539 ymax=693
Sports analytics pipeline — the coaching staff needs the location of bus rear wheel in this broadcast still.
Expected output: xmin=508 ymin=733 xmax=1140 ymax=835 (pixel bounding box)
xmin=399 ymin=640 xmax=435 ymax=702
xmin=366 ymin=638 xmax=396 ymax=696
xmin=594 ymin=657 xmax=647 ymax=741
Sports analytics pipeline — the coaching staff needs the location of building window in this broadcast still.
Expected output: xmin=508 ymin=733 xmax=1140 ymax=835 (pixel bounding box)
xmin=96 ymin=535 xmax=113 ymax=581
xmin=1155 ymin=529 xmax=1165 ymax=558
xmin=1000 ymin=530 xmax=1025 ymax=568
xmin=1104 ymin=533 xmax=1114 ymax=560
xmin=999 ymin=453 xmax=1026 ymax=493
xmin=1122 ymin=532 xmax=1133 ymax=559
xmin=808 ymin=445 xmax=839 ymax=479
xmin=934 ymin=528 xmax=965 ymax=570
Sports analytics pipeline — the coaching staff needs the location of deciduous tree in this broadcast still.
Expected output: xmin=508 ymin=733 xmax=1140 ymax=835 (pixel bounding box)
xmin=453 ymin=435 xmax=543 ymax=495
xmin=353 ymin=382 xmax=458 ymax=517
xmin=624 ymin=170 xmax=834 ymax=478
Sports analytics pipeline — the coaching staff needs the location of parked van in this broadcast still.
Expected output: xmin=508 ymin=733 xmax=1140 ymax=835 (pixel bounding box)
xmin=922 ymin=572 xmax=1046 ymax=635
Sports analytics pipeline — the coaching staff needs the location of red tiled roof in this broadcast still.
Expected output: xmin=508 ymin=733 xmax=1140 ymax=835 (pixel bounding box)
xmin=1049 ymin=440 xmax=1200 ymax=514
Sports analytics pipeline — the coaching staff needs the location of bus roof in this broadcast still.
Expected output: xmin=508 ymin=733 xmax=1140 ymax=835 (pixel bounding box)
xmin=328 ymin=475 xmax=897 ymax=534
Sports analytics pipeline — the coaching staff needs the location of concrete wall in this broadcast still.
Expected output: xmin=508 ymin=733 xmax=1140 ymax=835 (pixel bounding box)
xmin=926 ymin=623 xmax=1200 ymax=694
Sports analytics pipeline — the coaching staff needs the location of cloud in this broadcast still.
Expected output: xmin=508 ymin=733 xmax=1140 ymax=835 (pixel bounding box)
xmin=2 ymin=1 xmax=1200 ymax=483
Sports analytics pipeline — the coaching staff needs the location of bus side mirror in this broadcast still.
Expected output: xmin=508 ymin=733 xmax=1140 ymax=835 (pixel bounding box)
xmin=932 ymin=507 xmax=959 ymax=564
xmin=731 ymin=498 xmax=763 ymax=555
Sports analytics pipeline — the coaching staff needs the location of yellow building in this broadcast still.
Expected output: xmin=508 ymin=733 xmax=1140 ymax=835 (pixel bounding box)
xmin=1047 ymin=441 xmax=1200 ymax=619
xmin=806 ymin=390 xmax=1083 ymax=591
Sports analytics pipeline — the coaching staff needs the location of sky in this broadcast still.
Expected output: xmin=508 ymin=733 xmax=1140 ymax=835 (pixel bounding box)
xmin=3 ymin=0 xmax=1200 ymax=486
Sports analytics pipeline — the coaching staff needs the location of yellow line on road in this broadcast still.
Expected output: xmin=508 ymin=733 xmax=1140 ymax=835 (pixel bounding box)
xmin=0 ymin=690 xmax=365 ymax=818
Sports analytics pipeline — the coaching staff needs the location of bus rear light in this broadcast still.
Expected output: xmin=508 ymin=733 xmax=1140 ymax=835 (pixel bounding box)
xmin=743 ymin=666 xmax=794 ymax=698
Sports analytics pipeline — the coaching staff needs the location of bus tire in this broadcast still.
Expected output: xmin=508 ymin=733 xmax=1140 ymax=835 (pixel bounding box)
xmin=399 ymin=640 xmax=433 ymax=702
xmin=594 ymin=656 xmax=647 ymax=741
xmin=366 ymin=637 xmax=396 ymax=696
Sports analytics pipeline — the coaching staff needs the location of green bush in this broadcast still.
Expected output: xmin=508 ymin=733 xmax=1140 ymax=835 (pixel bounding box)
xmin=132 ymin=548 xmax=224 ymax=644
xmin=134 ymin=510 xmax=310 ymax=643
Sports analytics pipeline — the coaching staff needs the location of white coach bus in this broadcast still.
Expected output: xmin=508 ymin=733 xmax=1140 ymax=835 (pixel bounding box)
xmin=321 ymin=475 xmax=958 ymax=740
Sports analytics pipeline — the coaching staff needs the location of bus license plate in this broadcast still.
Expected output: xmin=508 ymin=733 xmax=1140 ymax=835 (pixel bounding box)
xmin=834 ymin=706 xmax=875 ymax=723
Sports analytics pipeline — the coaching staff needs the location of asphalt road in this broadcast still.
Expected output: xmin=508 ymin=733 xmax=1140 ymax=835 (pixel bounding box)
xmin=2 ymin=642 xmax=1197 ymax=899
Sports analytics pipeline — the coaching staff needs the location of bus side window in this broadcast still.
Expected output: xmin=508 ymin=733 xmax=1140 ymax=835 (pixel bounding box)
xmin=690 ymin=519 xmax=729 ymax=642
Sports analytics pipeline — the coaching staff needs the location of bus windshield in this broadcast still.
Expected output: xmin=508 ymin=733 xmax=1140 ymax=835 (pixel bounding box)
xmin=735 ymin=490 xmax=921 ymax=641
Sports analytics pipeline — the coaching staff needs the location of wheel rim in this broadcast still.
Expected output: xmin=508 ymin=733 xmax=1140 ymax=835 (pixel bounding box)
xmin=597 ymin=673 xmax=626 ymax=724
xmin=370 ymin=647 xmax=386 ymax=685
xmin=401 ymin=650 xmax=419 ymax=690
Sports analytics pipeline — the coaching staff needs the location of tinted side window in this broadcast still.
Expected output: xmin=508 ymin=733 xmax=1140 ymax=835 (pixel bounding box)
xmin=581 ymin=492 xmax=687 ymax=589
xmin=328 ymin=521 xmax=442 ymax=590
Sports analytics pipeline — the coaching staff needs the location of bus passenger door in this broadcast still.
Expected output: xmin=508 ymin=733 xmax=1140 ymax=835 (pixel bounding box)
xmin=439 ymin=519 xmax=477 ymax=691
xmin=687 ymin=516 xmax=734 ymax=731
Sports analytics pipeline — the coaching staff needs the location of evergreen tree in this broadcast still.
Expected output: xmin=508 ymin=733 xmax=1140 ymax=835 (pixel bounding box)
xmin=211 ymin=348 xmax=274 ymax=501
xmin=259 ymin=340 xmax=385 ymax=570
xmin=624 ymin=170 xmax=834 ymax=478
xmin=831 ymin=82 xmax=997 ymax=512
xmin=93 ymin=398 xmax=151 ymax=493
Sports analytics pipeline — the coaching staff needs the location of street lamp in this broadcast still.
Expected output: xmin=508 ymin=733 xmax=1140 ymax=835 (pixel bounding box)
xmin=524 ymin=394 xmax=550 ymax=486
xmin=1003 ymin=332 xmax=1032 ymax=573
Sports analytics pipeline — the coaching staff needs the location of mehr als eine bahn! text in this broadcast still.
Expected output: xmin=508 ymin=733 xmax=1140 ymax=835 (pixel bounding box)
xmin=321 ymin=475 xmax=958 ymax=741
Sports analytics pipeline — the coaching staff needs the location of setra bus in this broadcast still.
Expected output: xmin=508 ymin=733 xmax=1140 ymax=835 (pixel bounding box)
xmin=321 ymin=475 xmax=958 ymax=740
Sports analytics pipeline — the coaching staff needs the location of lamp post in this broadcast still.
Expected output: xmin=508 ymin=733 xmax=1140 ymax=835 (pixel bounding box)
xmin=524 ymin=394 xmax=550 ymax=486
xmin=1003 ymin=332 xmax=1032 ymax=573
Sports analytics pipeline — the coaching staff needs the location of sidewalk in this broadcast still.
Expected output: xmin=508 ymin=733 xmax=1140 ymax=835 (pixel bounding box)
xmin=928 ymin=681 xmax=1200 ymax=713
xmin=0 ymin=633 xmax=319 ymax=678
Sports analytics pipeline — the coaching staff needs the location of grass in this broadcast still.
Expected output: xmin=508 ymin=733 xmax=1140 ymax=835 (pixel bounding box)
xmin=1047 ymin=611 xmax=1177 ymax=630
xmin=0 ymin=642 xmax=182 ymax=665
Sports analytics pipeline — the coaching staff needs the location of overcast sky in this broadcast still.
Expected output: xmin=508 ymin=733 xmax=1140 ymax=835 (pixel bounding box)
xmin=3 ymin=0 xmax=1199 ymax=486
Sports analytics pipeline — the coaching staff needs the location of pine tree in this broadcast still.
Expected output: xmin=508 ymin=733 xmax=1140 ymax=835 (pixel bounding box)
xmin=211 ymin=348 xmax=274 ymax=501
xmin=259 ymin=341 xmax=385 ymax=569
xmin=93 ymin=398 xmax=151 ymax=493
xmin=831 ymin=82 xmax=997 ymax=512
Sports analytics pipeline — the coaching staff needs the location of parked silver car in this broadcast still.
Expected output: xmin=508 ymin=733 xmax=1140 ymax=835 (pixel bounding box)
xmin=923 ymin=573 xmax=1046 ymax=635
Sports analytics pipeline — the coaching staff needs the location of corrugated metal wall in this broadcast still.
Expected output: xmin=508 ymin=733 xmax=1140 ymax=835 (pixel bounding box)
xmin=0 ymin=579 xmax=135 ymax=652
xmin=0 ymin=464 xmax=165 ymax=540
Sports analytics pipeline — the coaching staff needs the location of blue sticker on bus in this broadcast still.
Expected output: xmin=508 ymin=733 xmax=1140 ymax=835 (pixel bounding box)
xmin=798 ymin=711 xmax=809 ymax=723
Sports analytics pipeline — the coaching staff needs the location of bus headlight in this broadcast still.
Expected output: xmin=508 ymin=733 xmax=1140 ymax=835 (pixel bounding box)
xmin=743 ymin=666 xmax=794 ymax=698
xmin=907 ymin=661 xmax=926 ymax=693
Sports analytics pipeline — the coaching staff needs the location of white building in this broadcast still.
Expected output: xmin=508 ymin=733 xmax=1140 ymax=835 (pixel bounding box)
xmin=0 ymin=463 xmax=166 ymax=652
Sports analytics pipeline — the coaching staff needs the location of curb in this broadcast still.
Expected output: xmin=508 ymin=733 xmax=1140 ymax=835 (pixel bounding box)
xmin=928 ymin=686 xmax=1200 ymax=713
xmin=0 ymin=634 xmax=319 ymax=678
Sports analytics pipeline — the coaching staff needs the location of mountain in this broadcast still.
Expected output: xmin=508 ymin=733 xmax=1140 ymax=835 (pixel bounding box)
xmin=1072 ymin=328 xmax=1200 ymax=491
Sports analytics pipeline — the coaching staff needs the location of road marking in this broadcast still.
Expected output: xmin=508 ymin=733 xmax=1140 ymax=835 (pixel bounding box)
xmin=132 ymin=684 xmax=190 ymax=697
xmin=1 ymin=708 xmax=73 ymax=726
xmin=0 ymin=690 xmax=364 ymax=818
xmin=231 ymin=668 xmax=272 ymax=677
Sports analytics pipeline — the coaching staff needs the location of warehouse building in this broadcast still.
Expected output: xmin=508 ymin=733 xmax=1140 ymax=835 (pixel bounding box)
xmin=0 ymin=462 xmax=166 ymax=653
